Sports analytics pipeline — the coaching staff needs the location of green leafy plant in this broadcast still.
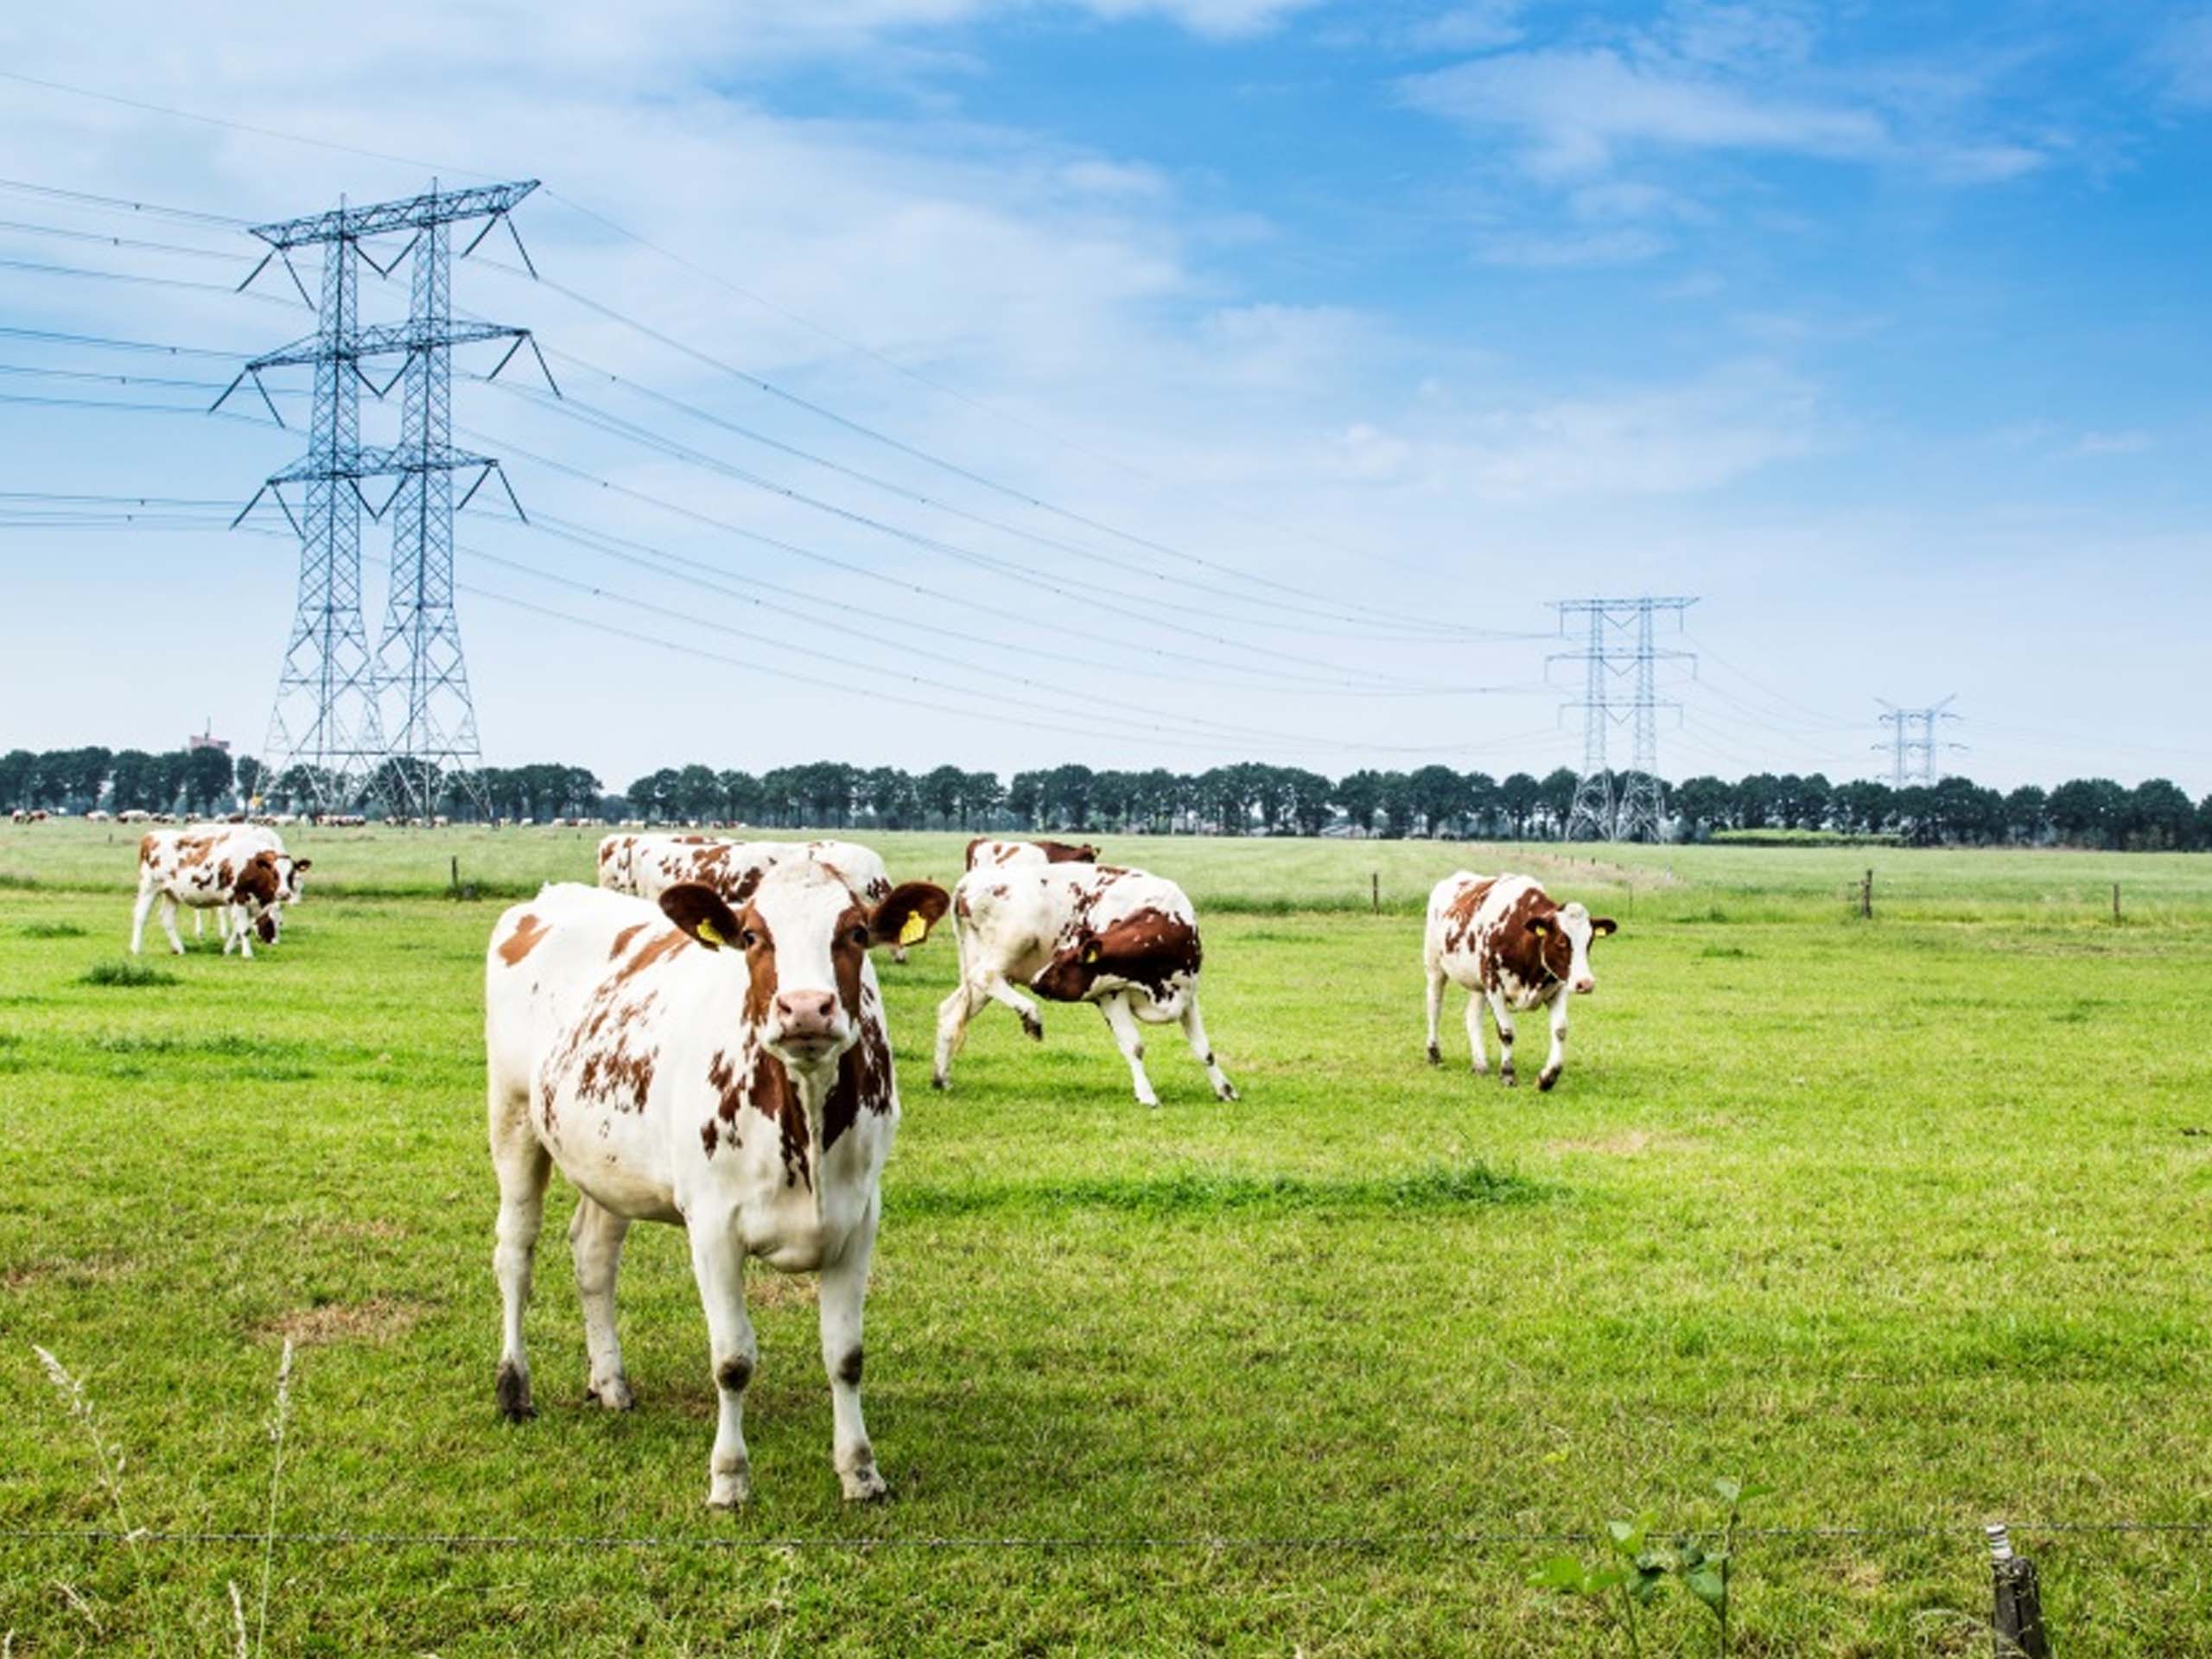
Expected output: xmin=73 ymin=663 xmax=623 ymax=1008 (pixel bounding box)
xmin=1533 ymin=1478 xmax=1770 ymax=1656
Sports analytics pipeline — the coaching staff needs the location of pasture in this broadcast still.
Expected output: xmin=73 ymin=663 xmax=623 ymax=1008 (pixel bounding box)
xmin=3 ymin=822 xmax=2210 ymax=1655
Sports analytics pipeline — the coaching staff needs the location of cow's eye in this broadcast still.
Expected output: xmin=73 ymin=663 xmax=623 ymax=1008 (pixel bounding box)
xmin=848 ymin=925 xmax=871 ymax=948
xmin=739 ymin=928 xmax=761 ymax=950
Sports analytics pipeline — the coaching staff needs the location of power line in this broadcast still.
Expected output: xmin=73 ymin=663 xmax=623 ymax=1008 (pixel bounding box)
xmin=0 ymin=213 xmax=253 ymax=264
xmin=0 ymin=172 xmax=253 ymax=227
xmin=466 ymin=424 xmax=1446 ymax=691
xmin=493 ymin=362 xmax=1520 ymax=645
xmin=473 ymin=259 xmax=1511 ymax=642
xmin=0 ymin=251 xmax=303 ymax=307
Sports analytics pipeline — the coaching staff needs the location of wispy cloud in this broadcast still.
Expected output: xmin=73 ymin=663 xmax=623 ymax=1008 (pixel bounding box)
xmin=2074 ymin=429 xmax=2154 ymax=457
xmin=2152 ymin=7 xmax=2212 ymax=107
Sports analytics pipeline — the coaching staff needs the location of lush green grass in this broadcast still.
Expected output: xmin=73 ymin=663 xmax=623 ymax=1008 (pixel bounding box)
xmin=3 ymin=826 xmax=2210 ymax=1654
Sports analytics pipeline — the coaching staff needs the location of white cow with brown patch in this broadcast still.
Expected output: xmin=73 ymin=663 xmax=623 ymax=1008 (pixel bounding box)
xmin=963 ymin=836 xmax=1098 ymax=870
xmin=598 ymin=835 xmax=913 ymax=961
xmin=484 ymin=863 xmax=949 ymax=1507
xmin=130 ymin=827 xmax=308 ymax=958
xmin=933 ymin=862 xmax=1235 ymax=1107
xmin=1423 ymin=873 xmax=1617 ymax=1090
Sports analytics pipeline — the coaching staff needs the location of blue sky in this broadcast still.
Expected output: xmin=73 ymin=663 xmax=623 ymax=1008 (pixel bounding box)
xmin=3 ymin=0 xmax=2209 ymax=791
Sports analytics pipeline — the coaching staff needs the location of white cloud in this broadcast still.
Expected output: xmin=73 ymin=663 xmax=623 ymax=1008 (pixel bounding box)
xmin=1476 ymin=226 xmax=1675 ymax=267
xmin=1401 ymin=46 xmax=1889 ymax=180
xmin=2073 ymin=429 xmax=2153 ymax=457
xmin=1075 ymin=0 xmax=1323 ymax=39
xmin=2153 ymin=9 xmax=2212 ymax=107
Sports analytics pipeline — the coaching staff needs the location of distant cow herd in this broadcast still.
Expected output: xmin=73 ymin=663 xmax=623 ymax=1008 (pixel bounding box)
xmin=89 ymin=821 xmax=1618 ymax=1506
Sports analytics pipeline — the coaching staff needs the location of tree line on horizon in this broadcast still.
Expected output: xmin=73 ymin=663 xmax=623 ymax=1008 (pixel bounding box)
xmin=7 ymin=745 xmax=2211 ymax=852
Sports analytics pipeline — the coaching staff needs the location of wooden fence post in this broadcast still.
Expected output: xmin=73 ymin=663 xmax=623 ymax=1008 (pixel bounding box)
xmin=450 ymin=855 xmax=461 ymax=897
xmin=2113 ymin=881 xmax=2121 ymax=925
xmin=1371 ymin=872 xmax=1380 ymax=915
xmin=1861 ymin=869 xmax=1873 ymax=920
xmin=1987 ymin=1524 xmax=2050 ymax=1659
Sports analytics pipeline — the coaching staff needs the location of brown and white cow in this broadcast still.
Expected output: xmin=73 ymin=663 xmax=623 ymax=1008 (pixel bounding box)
xmin=934 ymin=861 xmax=1235 ymax=1106
xmin=130 ymin=827 xmax=308 ymax=958
xmin=484 ymin=867 xmax=949 ymax=1506
xmin=1423 ymin=873 xmax=1617 ymax=1091
xmin=963 ymin=837 xmax=1098 ymax=870
xmin=598 ymin=836 xmax=915 ymax=961
xmin=190 ymin=824 xmax=310 ymax=944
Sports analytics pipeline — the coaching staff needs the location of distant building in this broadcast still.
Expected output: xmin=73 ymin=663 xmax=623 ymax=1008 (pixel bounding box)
xmin=188 ymin=721 xmax=232 ymax=755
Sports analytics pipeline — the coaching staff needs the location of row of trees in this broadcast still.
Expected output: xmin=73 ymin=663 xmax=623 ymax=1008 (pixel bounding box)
xmin=8 ymin=744 xmax=2212 ymax=851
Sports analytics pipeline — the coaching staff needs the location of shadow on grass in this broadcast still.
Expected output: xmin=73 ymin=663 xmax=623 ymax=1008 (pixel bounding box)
xmin=899 ymin=1160 xmax=1545 ymax=1220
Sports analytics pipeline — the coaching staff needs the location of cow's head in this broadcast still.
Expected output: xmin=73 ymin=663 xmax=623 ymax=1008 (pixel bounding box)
xmin=1525 ymin=900 xmax=1617 ymax=995
xmin=660 ymin=866 xmax=949 ymax=1076
xmin=1032 ymin=906 xmax=1200 ymax=1005
xmin=282 ymin=855 xmax=311 ymax=905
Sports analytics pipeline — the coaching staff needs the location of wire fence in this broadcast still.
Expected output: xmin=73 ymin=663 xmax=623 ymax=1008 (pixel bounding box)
xmin=6 ymin=1519 xmax=2210 ymax=1555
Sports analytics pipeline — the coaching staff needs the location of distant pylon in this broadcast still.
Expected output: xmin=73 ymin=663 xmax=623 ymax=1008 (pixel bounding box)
xmin=221 ymin=181 xmax=555 ymax=814
xmin=1550 ymin=597 xmax=1697 ymax=841
xmin=1874 ymin=696 xmax=1963 ymax=787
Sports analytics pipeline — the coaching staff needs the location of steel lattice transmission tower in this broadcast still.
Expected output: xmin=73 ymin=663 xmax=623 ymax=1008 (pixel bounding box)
xmin=223 ymin=181 xmax=553 ymax=814
xmin=1549 ymin=597 xmax=1697 ymax=841
xmin=1874 ymin=696 xmax=1963 ymax=787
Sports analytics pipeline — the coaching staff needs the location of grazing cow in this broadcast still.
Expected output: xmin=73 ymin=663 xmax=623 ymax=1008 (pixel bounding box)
xmin=598 ymin=836 xmax=916 ymax=962
xmin=483 ymin=867 xmax=950 ymax=1505
xmin=963 ymin=837 xmax=1098 ymax=870
xmin=190 ymin=824 xmax=311 ymax=943
xmin=934 ymin=862 xmax=1236 ymax=1106
xmin=1423 ymin=873 xmax=1617 ymax=1091
xmin=130 ymin=827 xmax=306 ymax=957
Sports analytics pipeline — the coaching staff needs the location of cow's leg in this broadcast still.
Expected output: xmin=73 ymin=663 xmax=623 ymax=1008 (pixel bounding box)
xmin=1178 ymin=995 xmax=1237 ymax=1101
xmin=128 ymin=882 xmax=156 ymax=955
xmin=157 ymin=894 xmax=185 ymax=956
xmin=979 ymin=970 xmax=1046 ymax=1040
xmin=193 ymin=909 xmax=206 ymax=939
xmin=817 ymin=1196 xmax=887 ymax=1501
xmin=569 ymin=1196 xmax=634 ymax=1410
xmin=1424 ymin=964 xmax=1446 ymax=1065
xmin=1539 ymin=990 xmax=1570 ymax=1092
xmin=488 ymin=1095 xmax=552 ymax=1421
xmin=224 ymin=906 xmax=253 ymax=958
xmin=1098 ymin=992 xmax=1160 ymax=1107
xmin=1488 ymin=988 xmax=1519 ymax=1086
xmin=687 ymin=1216 xmax=757 ymax=1508
xmin=931 ymin=979 xmax=981 ymax=1090
xmin=1463 ymin=988 xmax=1490 ymax=1075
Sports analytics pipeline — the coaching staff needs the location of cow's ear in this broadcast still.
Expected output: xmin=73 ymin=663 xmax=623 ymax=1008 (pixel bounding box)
xmin=1528 ymin=918 xmax=1549 ymax=938
xmin=659 ymin=882 xmax=744 ymax=950
xmin=1591 ymin=917 xmax=1618 ymax=937
xmin=871 ymin=881 xmax=950 ymax=947
xmin=292 ymin=858 xmax=312 ymax=873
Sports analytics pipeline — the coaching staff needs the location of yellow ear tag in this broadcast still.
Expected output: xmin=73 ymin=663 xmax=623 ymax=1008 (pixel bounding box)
xmin=696 ymin=919 xmax=726 ymax=947
xmin=1083 ymin=943 xmax=1101 ymax=964
xmin=1529 ymin=922 xmax=1547 ymax=938
xmin=898 ymin=911 xmax=929 ymax=946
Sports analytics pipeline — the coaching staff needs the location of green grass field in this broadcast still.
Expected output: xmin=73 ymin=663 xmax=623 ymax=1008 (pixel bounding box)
xmin=3 ymin=823 xmax=2209 ymax=1655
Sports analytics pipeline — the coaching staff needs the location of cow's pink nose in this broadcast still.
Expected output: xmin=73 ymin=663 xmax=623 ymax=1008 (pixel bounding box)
xmin=1573 ymin=977 xmax=1596 ymax=995
xmin=772 ymin=989 xmax=841 ymax=1036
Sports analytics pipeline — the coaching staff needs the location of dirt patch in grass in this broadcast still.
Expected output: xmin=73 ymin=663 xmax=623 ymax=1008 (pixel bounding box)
xmin=264 ymin=1296 xmax=423 ymax=1346
xmin=1 ymin=1254 xmax=136 ymax=1294
xmin=745 ymin=1273 xmax=819 ymax=1311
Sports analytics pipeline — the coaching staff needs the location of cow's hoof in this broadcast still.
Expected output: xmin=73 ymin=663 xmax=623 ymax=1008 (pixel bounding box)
xmin=707 ymin=1467 xmax=753 ymax=1509
xmin=930 ymin=1071 xmax=950 ymax=1092
xmin=1214 ymin=1081 xmax=1240 ymax=1103
xmin=494 ymin=1362 xmax=534 ymax=1422
xmin=841 ymin=1464 xmax=889 ymax=1503
xmin=1425 ymin=1043 xmax=1441 ymax=1067
xmin=1020 ymin=1014 xmax=1045 ymax=1042
xmin=1538 ymin=1070 xmax=1560 ymax=1092
xmin=586 ymin=1376 xmax=634 ymax=1411
xmin=1500 ymin=1070 xmax=1517 ymax=1089
xmin=1136 ymin=1092 xmax=1161 ymax=1109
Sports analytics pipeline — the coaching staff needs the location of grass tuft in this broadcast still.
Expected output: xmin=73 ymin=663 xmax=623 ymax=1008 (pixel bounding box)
xmin=79 ymin=961 xmax=179 ymax=988
xmin=20 ymin=920 xmax=86 ymax=938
